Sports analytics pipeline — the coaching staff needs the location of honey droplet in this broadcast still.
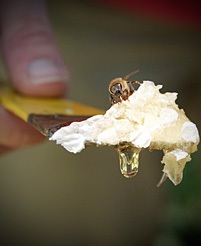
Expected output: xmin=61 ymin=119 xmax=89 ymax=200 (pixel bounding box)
xmin=156 ymin=172 xmax=167 ymax=187
xmin=116 ymin=146 xmax=140 ymax=178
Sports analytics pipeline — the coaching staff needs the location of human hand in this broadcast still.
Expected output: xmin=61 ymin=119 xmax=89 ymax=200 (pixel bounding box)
xmin=0 ymin=0 xmax=70 ymax=155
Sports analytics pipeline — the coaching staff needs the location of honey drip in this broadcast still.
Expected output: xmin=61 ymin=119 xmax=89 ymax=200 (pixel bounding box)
xmin=116 ymin=146 xmax=140 ymax=178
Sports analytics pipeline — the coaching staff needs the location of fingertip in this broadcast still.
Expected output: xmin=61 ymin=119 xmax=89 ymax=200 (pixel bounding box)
xmin=15 ymin=81 xmax=69 ymax=98
xmin=1 ymin=0 xmax=70 ymax=97
xmin=13 ymin=58 xmax=71 ymax=97
xmin=14 ymin=81 xmax=69 ymax=98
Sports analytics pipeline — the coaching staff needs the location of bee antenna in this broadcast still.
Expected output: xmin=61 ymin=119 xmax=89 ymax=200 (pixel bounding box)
xmin=123 ymin=69 xmax=139 ymax=80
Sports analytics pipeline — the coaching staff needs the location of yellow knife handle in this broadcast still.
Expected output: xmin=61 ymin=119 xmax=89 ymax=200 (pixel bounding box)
xmin=0 ymin=86 xmax=104 ymax=122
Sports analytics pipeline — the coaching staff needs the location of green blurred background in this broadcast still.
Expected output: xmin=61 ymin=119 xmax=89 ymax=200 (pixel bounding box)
xmin=0 ymin=0 xmax=200 ymax=245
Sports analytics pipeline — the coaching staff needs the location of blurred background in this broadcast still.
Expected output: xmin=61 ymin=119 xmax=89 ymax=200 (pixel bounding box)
xmin=0 ymin=0 xmax=200 ymax=245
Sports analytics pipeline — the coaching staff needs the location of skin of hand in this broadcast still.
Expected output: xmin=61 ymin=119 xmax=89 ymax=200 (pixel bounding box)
xmin=0 ymin=0 xmax=70 ymax=155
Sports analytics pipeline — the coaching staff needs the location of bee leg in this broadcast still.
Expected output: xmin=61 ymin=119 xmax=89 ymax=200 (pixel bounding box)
xmin=120 ymin=89 xmax=129 ymax=101
xmin=131 ymin=80 xmax=141 ymax=85
xmin=128 ymin=82 xmax=135 ymax=94
xmin=124 ymin=89 xmax=129 ymax=100
xmin=109 ymin=94 xmax=115 ymax=105
xmin=129 ymin=80 xmax=141 ymax=94
xmin=120 ymin=94 xmax=125 ymax=102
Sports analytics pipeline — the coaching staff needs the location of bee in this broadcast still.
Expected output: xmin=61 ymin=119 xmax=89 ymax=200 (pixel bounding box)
xmin=109 ymin=70 xmax=141 ymax=105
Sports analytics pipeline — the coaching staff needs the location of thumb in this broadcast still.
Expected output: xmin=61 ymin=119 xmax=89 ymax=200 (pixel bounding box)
xmin=0 ymin=0 xmax=70 ymax=97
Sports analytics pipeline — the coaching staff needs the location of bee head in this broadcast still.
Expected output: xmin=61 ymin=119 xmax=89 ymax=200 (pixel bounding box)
xmin=109 ymin=78 xmax=124 ymax=96
xmin=110 ymin=83 xmax=122 ymax=95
